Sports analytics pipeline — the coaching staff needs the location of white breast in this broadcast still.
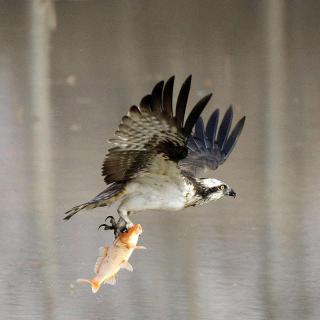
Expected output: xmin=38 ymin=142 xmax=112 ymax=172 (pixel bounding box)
xmin=122 ymin=173 xmax=189 ymax=212
xmin=119 ymin=155 xmax=199 ymax=213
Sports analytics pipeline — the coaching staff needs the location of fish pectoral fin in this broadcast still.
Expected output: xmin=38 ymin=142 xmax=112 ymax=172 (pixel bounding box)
xmin=134 ymin=245 xmax=147 ymax=250
xmin=126 ymin=245 xmax=147 ymax=250
xmin=120 ymin=261 xmax=133 ymax=272
xmin=104 ymin=275 xmax=116 ymax=286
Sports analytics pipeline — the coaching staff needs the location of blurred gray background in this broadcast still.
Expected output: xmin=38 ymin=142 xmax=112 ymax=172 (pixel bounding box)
xmin=1 ymin=0 xmax=320 ymax=319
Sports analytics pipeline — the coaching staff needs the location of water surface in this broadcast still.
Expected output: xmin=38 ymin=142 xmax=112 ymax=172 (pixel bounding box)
xmin=1 ymin=1 xmax=320 ymax=319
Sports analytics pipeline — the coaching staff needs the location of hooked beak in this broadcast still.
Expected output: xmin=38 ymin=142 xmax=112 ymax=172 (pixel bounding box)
xmin=228 ymin=189 xmax=236 ymax=198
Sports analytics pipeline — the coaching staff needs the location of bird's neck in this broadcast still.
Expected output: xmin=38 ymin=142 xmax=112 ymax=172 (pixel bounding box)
xmin=183 ymin=174 xmax=213 ymax=207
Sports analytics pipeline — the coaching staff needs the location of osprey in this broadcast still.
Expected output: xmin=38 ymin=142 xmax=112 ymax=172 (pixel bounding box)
xmin=64 ymin=76 xmax=246 ymax=235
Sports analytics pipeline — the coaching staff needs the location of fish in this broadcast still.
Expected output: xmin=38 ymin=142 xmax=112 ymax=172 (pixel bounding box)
xmin=77 ymin=224 xmax=145 ymax=293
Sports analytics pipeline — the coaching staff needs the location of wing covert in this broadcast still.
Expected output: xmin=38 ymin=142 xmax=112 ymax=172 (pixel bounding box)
xmin=102 ymin=76 xmax=212 ymax=184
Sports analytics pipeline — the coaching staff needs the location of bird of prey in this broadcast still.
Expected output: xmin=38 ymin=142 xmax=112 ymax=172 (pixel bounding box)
xmin=64 ymin=75 xmax=246 ymax=235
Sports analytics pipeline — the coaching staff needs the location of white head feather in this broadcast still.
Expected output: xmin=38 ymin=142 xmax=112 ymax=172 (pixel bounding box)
xmin=200 ymin=178 xmax=224 ymax=188
xmin=199 ymin=178 xmax=231 ymax=201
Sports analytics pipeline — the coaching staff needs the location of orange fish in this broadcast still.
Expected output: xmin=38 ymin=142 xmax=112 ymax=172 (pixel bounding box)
xmin=77 ymin=224 xmax=145 ymax=293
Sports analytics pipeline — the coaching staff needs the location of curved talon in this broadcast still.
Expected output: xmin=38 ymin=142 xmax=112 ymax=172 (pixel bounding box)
xmin=98 ymin=215 xmax=117 ymax=231
xmin=98 ymin=223 xmax=105 ymax=231
xmin=98 ymin=223 xmax=110 ymax=231
xmin=98 ymin=216 xmax=130 ymax=238
xmin=105 ymin=215 xmax=116 ymax=226
xmin=107 ymin=216 xmax=116 ymax=228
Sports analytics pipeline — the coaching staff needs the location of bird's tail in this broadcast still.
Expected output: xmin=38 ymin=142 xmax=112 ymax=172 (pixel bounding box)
xmin=64 ymin=203 xmax=90 ymax=220
xmin=64 ymin=182 xmax=125 ymax=221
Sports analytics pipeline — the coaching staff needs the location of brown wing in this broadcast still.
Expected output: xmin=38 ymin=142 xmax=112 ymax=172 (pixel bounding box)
xmin=102 ymin=75 xmax=212 ymax=184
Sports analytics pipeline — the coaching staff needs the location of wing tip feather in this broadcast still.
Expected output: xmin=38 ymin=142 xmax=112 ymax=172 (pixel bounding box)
xmin=183 ymin=93 xmax=212 ymax=136
xmin=175 ymin=75 xmax=193 ymax=128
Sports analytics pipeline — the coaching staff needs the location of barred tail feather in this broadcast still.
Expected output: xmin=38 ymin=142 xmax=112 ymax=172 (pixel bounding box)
xmin=64 ymin=182 xmax=125 ymax=220
xmin=64 ymin=203 xmax=89 ymax=220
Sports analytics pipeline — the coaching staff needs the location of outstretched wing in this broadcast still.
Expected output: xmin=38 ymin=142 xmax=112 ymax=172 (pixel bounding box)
xmin=102 ymin=76 xmax=212 ymax=184
xmin=179 ymin=106 xmax=246 ymax=176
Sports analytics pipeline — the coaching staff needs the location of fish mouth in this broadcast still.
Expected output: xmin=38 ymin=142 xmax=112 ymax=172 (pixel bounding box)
xmin=228 ymin=189 xmax=236 ymax=198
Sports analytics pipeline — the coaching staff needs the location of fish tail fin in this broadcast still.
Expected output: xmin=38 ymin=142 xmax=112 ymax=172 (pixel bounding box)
xmin=90 ymin=279 xmax=100 ymax=293
xmin=77 ymin=278 xmax=101 ymax=293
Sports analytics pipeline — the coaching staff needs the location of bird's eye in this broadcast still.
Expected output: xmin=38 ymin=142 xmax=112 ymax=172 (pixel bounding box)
xmin=220 ymin=185 xmax=225 ymax=190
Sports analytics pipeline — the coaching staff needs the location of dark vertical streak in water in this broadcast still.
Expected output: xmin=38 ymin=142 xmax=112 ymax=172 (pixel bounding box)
xmin=264 ymin=1 xmax=288 ymax=318
xmin=29 ymin=1 xmax=56 ymax=319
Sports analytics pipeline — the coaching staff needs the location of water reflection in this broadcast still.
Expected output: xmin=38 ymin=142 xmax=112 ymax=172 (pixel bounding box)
xmin=1 ymin=1 xmax=320 ymax=320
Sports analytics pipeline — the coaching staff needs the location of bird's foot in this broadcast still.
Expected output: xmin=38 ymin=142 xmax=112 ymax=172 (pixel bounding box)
xmin=98 ymin=215 xmax=116 ymax=231
xmin=98 ymin=216 xmax=128 ymax=238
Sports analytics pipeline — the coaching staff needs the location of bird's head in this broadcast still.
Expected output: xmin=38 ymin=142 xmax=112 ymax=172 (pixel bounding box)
xmin=200 ymin=178 xmax=236 ymax=201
